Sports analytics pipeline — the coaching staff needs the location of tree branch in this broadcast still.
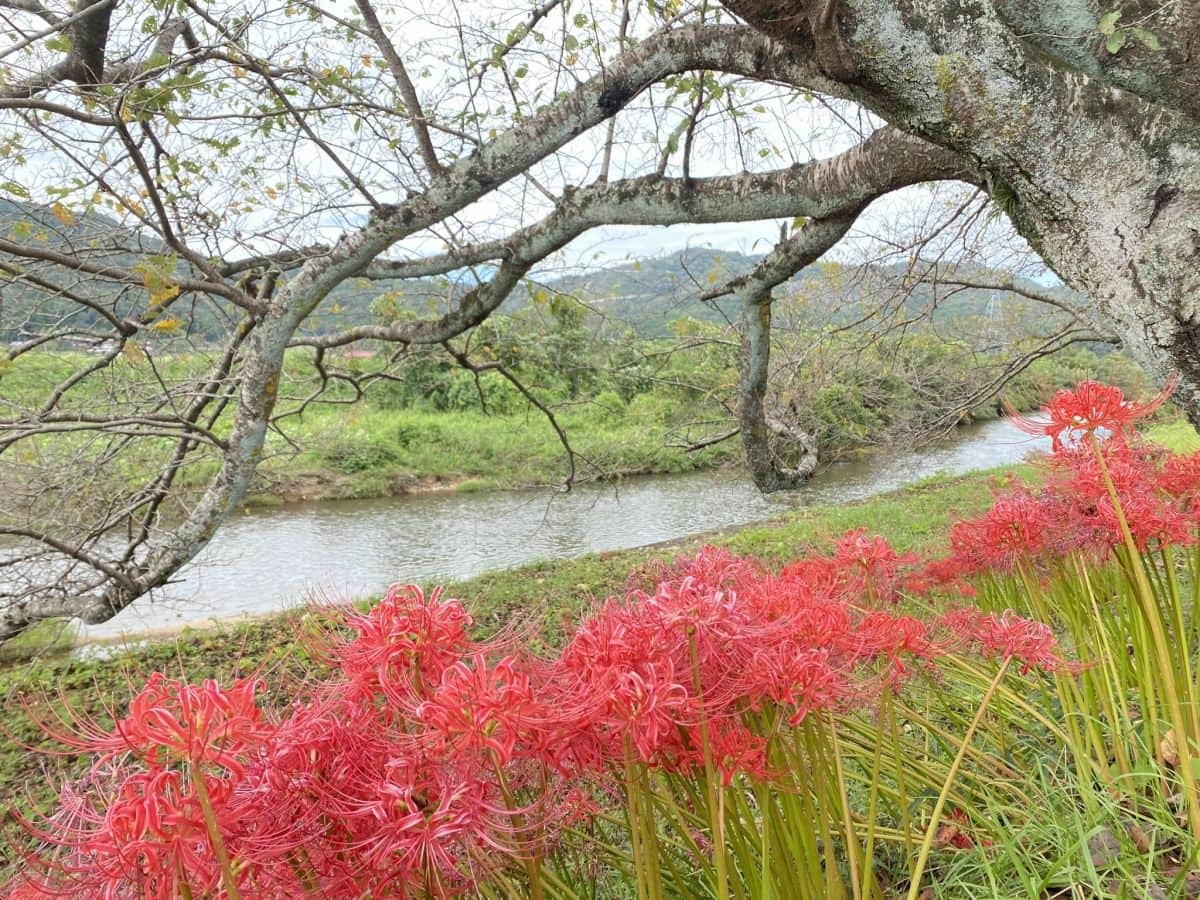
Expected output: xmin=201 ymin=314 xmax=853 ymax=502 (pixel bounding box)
xmin=363 ymin=127 xmax=968 ymax=281
xmin=442 ymin=341 xmax=583 ymax=490
xmin=353 ymin=0 xmax=443 ymax=176
xmin=0 ymin=0 xmax=117 ymax=98
xmin=735 ymin=214 xmax=860 ymax=492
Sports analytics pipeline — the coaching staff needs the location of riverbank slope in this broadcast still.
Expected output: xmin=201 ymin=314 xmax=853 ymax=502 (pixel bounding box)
xmin=0 ymin=462 xmax=1028 ymax=812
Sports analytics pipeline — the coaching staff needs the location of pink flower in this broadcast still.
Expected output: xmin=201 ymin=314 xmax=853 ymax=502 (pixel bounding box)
xmin=417 ymin=654 xmax=540 ymax=764
xmin=326 ymin=583 xmax=474 ymax=702
xmin=33 ymin=673 xmax=269 ymax=774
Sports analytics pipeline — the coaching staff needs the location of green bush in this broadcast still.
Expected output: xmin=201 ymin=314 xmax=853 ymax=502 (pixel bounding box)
xmin=321 ymin=433 xmax=403 ymax=474
xmin=591 ymin=389 xmax=626 ymax=420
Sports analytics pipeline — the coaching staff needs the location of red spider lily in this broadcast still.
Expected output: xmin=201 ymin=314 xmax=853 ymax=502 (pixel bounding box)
xmin=943 ymin=489 xmax=1062 ymax=574
xmin=10 ymin=541 xmax=1078 ymax=899
xmin=916 ymin=556 xmax=978 ymax=596
xmin=1153 ymin=451 xmax=1200 ymax=539
xmin=1159 ymin=450 xmax=1200 ymax=508
xmin=738 ymin=644 xmax=848 ymax=725
xmin=763 ymin=578 xmax=854 ymax=648
xmin=1054 ymin=440 xmax=1193 ymax=551
xmin=627 ymin=546 xmax=763 ymax=596
xmin=11 ymin=766 xmax=236 ymax=899
xmin=327 ymin=583 xmax=475 ymax=701
xmin=940 ymin=608 xmax=1066 ymax=674
xmin=833 ymin=528 xmax=919 ymax=604
xmin=1008 ymin=376 xmax=1177 ymax=451
xmin=29 ymin=674 xmax=269 ymax=774
xmin=234 ymin=698 xmax=529 ymax=896
xmin=683 ymin=719 xmax=771 ymax=786
xmin=416 ymin=654 xmax=541 ymax=764
xmin=775 ymin=556 xmax=844 ymax=601
xmin=935 ymin=432 xmax=1198 ymax=575
xmin=851 ymin=612 xmax=935 ymax=682
xmin=122 ymin=675 xmax=269 ymax=772
xmin=551 ymin=601 xmax=696 ymax=767
xmin=336 ymin=766 xmax=508 ymax=885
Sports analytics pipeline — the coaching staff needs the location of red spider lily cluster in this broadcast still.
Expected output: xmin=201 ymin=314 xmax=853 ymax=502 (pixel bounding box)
xmin=15 ymin=379 xmax=1184 ymax=899
xmin=937 ymin=379 xmax=1199 ymax=576
xmin=5 ymin=550 xmax=1066 ymax=898
xmin=1005 ymin=377 xmax=1177 ymax=451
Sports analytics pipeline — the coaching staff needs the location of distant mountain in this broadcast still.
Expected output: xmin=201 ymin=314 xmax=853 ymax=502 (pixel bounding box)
xmin=508 ymin=247 xmax=1079 ymax=339
xmin=0 ymin=202 xmax=1079 ymax=346
xmin=0 ymin=202 xmax=447 ymax=344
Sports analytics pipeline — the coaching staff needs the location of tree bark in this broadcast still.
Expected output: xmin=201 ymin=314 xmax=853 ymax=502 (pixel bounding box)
xmin=723 ymin=0 xmax=1200 ymax=420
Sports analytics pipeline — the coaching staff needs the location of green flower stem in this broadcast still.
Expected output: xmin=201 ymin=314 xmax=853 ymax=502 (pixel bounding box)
xmin=906 ymin=657 xmax=1011 ymax=900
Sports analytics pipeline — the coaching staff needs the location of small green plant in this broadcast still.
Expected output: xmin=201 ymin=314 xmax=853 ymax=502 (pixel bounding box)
xmin=1099 ymin=9 xmax=1161 ymax=54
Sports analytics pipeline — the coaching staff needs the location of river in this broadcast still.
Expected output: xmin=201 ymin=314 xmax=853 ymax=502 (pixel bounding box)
xmin=79 ymin=418 xmax=1049 ymax=639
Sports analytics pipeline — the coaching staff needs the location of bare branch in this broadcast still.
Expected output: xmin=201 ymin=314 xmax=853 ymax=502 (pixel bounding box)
xmin=353 ymin=0 xmax=443 ymax=176
xmin=366 ymin=127 xmax=969 ymax=281
xmin=0 ymin=237 xmax=259 ymax=312
xmin=443 ymin=341 xmax=583 ymax=490
xmin=932 ymin=272 xmax=1110 ymax=337
xmin=0 ymin=0 xmax=117 ymax=98
xmin=0 ymin=526 xmax=134 ymax=588
xmin=0 ymin=0 xmax=60 ymax=27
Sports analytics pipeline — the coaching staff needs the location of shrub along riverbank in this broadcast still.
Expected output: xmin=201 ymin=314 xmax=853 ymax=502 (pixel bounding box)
xmin=6 ymin=385 xmax=1200 ymax=897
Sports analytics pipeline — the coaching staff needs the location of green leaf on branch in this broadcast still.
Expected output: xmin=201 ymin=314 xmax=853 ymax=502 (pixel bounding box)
xmin=1128 ymin=26 xmax=1161 ymax=50
xmin=0 ymin=181 xmax=29 ymax=200
xmin=133 ymin=254 xmax=181 ymax=307
xmin=1105 ymin=29 xmax=1128 ymax=54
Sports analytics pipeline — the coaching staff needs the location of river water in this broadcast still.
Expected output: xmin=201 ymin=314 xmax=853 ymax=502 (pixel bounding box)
xmin=79 ymin=418 xmax=1049 ymax=639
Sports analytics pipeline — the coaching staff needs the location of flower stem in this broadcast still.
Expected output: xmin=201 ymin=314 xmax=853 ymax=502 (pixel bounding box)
xmin=905 ymin=657 xmax=1010 ymax=900
xmin=190 ymin=760 xmax=243 ymax=900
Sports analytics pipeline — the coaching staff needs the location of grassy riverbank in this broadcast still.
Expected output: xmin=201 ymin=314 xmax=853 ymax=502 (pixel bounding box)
xmin=0 ymin=464 xmax=1015 ymax=819
xmin=247 ymin=402 xmax=743 ymax=503
xmin=3 ymin=339 xmax=1149 ymax=506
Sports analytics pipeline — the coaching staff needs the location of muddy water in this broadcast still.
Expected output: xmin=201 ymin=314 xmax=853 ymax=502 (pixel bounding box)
xmin=80 ymin=419 xmax=1048 ymax=639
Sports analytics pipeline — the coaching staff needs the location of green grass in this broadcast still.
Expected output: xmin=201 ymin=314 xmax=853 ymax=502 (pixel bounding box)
xmin=1147 ymin=419 xmax=1200 ymax=453
xmin=0 ymin=619 xmax=76 ymax=665
xmin=253 ymin=403 xmax=741 ymax=502
xmin=923 ymin=757 xmax=1190 ymax=898
xmin=0 ymin=350 xmax=743 ymax=504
